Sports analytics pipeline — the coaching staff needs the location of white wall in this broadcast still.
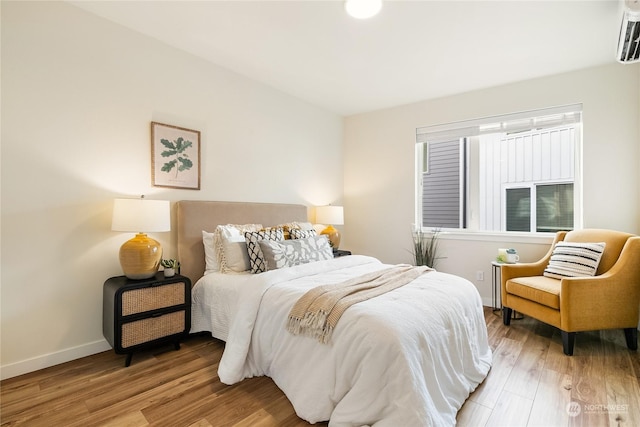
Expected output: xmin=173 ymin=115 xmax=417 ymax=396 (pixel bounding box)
xmin=344 ymin=63 xmax=640 ymax=305
xmin=3 ymin=2 xmax=638 ymax=380
xmin=0 ymin=2 xmax=343 ymax=379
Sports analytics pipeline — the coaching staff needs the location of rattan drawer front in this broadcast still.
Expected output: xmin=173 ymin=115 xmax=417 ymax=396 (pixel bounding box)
xmin=121 ymin=311 xmax=185 ymax=349
xmin=121 ymin=282 xmax=185 ymax=316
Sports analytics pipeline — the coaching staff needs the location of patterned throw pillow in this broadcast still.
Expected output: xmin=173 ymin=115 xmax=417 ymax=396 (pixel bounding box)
xmin=258 ymin=235 xmax=333 ymax=271
xmin=278 ymin=222 xmax=315 ymax=240
xmin=543 ymin=241 xmax=606 ymax=279
xmin=245 ymin=228 xmax=285 ymax=273
xmin=290 ymin=228 xmax=317 ymax=239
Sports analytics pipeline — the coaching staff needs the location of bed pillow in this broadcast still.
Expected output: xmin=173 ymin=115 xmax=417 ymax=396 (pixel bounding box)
xmin=202 ymin=230 xmax=219 ymax=274
xmin=245 ymin=227 xmax=285 ymax=273
xmin=218 ymin=224 xmax=263 ymax=273
xmin=259 ymin=235 xmax=333 ymax=271
xmin=312 ymin=223 xmax=327 ymax=235
xmin=290 ymin=228 xmax=317 ymax=239
xmin=292 ymin=221 xmax=314 ymax=230
xmin=277 ymin=222 xmax=315 ymax=239
xmin=213 ymin=224 xmax=262 ymax=273
xmin=543 ymin=241 xmax=606 ymax=279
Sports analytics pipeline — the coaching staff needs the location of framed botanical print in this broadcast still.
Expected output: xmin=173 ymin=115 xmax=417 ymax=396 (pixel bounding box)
xmin=151 ymin=122 xmax=201 ymax=190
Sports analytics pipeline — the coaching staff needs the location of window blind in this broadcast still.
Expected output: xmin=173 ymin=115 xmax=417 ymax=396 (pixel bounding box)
xmin=416 ymin=104 xmax=582 ymax=144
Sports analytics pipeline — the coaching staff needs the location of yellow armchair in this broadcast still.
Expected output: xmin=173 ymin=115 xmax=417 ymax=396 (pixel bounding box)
xmin=501 ymin=229 xmax=640 ymax=355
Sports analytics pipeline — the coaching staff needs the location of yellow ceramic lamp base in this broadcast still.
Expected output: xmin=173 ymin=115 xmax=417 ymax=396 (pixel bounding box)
xmin=321 ymin=225 xmax=341 ymax=250
xmin=119 ymin=233 xmax=162 ymax=280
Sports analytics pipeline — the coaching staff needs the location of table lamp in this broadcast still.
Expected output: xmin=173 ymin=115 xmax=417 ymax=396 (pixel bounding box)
xmin=316 ymin=205 xmax=344 ymax=250
xmin=111 ymin=197 xmax=171 ymax=280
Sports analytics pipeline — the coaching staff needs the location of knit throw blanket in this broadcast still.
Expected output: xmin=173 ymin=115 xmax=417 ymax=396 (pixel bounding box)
xmin=287 ymin=264 xmax=431 ymax=344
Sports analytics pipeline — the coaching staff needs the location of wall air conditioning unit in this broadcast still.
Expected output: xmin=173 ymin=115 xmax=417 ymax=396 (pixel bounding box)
xmin=617 ymin=0 xmax=640 ymax=63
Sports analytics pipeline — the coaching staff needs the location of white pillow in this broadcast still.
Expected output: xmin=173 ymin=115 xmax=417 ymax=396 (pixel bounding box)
xmin=313 ymin=223 xmax=327 ymax=235
xmin=291 ymin=221 xmax=314 ymax=231
xmin=202 ymin=230 xmax=219 ymax=274
xmin=218 ymin=224 xmax=262 ymax=273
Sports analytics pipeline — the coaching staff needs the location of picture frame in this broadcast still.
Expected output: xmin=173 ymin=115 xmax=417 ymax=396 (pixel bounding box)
xmin=151 ymin=122 xmax=201 ymax=190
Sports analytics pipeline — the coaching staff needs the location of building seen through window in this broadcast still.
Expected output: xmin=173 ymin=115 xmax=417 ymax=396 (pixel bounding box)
xmin=416 ymin=105 xmax=581 ymax=233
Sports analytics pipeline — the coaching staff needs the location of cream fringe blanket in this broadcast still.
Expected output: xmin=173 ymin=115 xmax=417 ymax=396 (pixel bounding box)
xmin=287 ymin=264 xmax=431 ymax=344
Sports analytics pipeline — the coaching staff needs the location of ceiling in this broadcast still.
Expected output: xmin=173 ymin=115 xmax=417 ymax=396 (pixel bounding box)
xmin=70 ymin=1 xmax=624 ymax=116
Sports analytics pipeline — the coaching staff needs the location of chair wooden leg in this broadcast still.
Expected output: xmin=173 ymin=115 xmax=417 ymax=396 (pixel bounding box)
xmin=502 ymin=307 xmax=512 ymax=326
xmin=561 ymin=331 xmax=575 ymax=356
xmin=623 ymin=328 xmax=638 ymax=351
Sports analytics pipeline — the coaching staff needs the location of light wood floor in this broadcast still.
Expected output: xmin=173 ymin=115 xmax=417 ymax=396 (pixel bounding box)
xmin=2 ymin=307 xmax=639 ymax=426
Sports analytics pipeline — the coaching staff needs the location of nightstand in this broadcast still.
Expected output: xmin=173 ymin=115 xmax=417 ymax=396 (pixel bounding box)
xmin=333 ymin=249 xmax=352 ymax=258
xmin=103 ymin=272 xmax=191 ymax=366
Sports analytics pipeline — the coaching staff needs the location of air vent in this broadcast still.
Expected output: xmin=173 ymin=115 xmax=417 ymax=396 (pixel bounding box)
xmin=617 ymin=0 xmax=640 ymax=63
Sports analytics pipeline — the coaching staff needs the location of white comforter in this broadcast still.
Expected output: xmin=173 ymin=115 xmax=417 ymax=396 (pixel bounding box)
xmin=192 ymin=255 xmax=492 ymax=426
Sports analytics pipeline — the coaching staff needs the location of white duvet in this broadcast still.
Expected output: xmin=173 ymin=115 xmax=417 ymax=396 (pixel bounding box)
xmin=191 ymin=255 xmax=492 ymax=426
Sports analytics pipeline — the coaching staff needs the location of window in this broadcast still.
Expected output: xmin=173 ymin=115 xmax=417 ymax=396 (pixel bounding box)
xmin=418 ymin=139 xmax=465 ymax=229
xmin=416 ymin=105 xmax=582 ymax=233
xmin=504 ymin=183 xmax=573 ymax=232
xmin=535 ymin=183 xmax=573 ymax=232
xmin=505 ymin=187 xmax=530 ymax=232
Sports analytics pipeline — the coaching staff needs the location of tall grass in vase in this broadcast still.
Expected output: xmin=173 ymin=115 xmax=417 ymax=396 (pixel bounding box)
xmin=412 ymin=228 xmax=442 ymax=268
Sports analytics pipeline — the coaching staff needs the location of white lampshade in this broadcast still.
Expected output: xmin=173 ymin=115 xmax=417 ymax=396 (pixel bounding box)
xmin=112 ymin=198 xmax=170 ymax=280
xmin=345 ymin=0 xmax=382 ymax=19
xmin=316 ymin=205 xmax=344 ymax=250
xmin=112 ymin=198 xmax=170 ymax=233
xmin=316 ymin=205 xmax=344 ymax=225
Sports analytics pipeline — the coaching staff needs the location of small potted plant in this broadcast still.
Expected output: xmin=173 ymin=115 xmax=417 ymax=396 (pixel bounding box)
xmin=412 ymin=228 xmax=443 ymax=269
xmin=160 ymin=259 xmax=180 ymax=277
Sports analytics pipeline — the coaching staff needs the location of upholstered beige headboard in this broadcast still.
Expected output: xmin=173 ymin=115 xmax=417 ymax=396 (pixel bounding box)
xmin=176 ymin=200 xmax=308 ymax=285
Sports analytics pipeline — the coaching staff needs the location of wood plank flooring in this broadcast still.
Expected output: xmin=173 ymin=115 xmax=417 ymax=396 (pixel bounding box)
xmin=2 ymin=307 xmax=639 ymax=426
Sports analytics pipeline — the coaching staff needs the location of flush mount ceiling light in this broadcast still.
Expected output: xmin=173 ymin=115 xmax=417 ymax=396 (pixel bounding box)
xmin=345 ymin=0 xmax=382 ymax=19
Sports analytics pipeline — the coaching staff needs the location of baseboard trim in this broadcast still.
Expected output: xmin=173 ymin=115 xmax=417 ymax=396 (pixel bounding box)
xmin=482 ymin=297 xmax=493 ymax=308
xmin=1 ymin=339 xmax=112 ymax=380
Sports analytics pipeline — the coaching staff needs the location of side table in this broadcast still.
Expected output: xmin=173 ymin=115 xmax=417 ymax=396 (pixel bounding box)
xmin=333 ymin=249 xmax=352 ymax=258
xmin=103 ymin=272 xmax=191 ymax=366
xmin=491 ymin=261 xmax=523 ymax=319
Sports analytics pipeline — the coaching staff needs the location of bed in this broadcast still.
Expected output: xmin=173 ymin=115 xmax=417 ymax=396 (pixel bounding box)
xmin=177 ymin=200 xmax=492 ymax=426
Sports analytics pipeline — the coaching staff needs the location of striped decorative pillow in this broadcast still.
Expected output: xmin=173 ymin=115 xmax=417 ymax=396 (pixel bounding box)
xmin=290 ymin=228 xmax=317 ymax=239
xmin=543 ymin=241 xmax=606 ymax=279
